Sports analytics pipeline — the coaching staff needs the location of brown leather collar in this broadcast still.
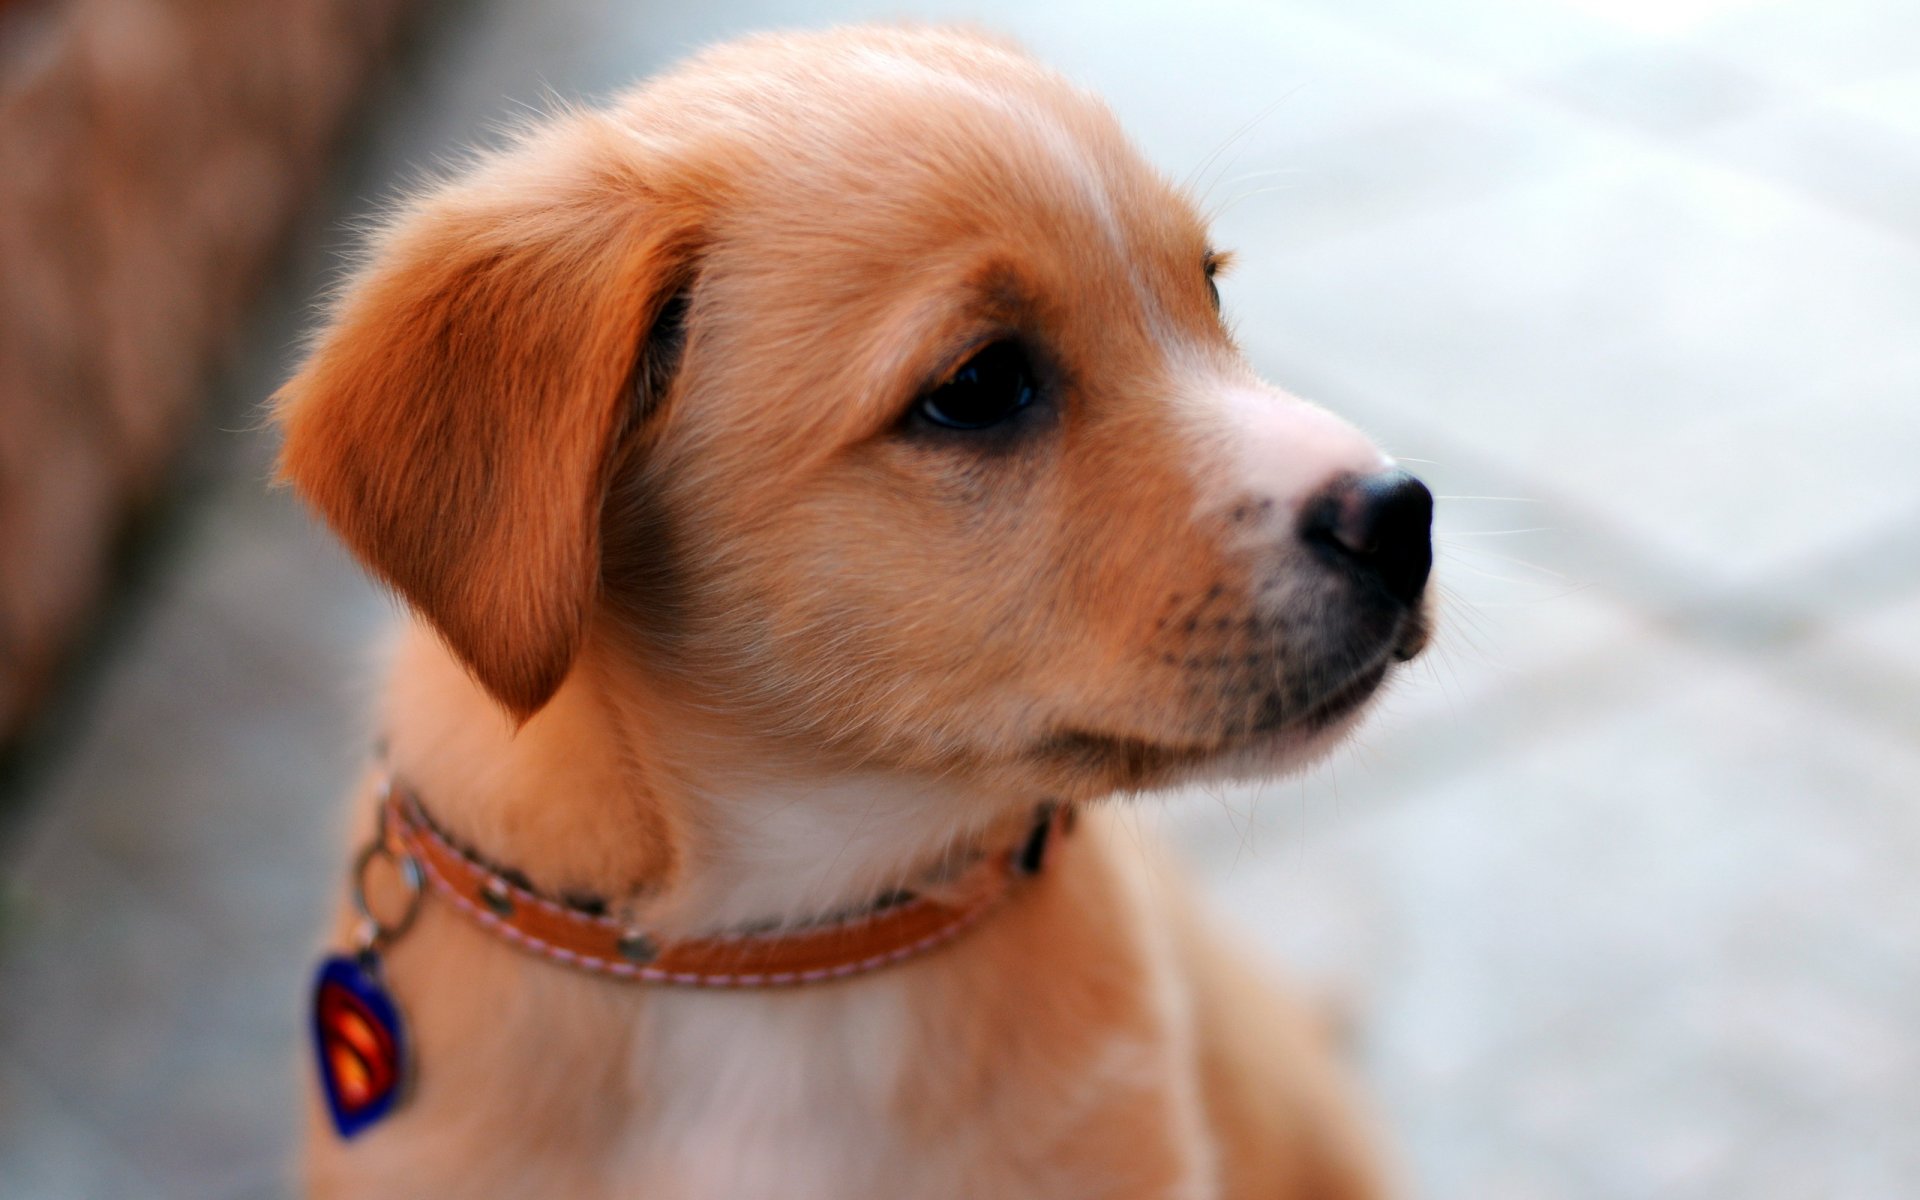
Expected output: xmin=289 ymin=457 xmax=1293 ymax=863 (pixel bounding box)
xmin=379 ymin=779 xmax=1070 ymax=988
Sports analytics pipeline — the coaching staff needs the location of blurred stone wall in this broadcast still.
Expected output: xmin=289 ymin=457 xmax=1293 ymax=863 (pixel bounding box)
xmin=0 ymin=0 xmax=416 ymax=741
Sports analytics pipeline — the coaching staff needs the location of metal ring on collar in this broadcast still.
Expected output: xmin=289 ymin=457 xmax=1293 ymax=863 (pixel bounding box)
xmin=350 ymin=779 xmax=426 ymax=953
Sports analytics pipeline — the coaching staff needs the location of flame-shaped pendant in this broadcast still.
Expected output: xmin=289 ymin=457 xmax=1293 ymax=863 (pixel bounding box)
xmin=312 ymin=952 xmax=408 ymax=1138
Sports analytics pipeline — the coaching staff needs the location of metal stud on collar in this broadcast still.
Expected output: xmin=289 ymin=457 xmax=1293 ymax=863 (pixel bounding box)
xmin=481 ymin=877 xmax=516 ymax=917
xmin=616 ymin=929 xmax=660 ymax=964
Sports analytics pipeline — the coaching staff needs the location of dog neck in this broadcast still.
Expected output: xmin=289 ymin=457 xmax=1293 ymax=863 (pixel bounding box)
xmin=377 ymin=621 xmax=1025 ymax=938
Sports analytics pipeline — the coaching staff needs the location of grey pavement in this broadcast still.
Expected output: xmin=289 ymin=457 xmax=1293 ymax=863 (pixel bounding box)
xmin=3 ymin=0 xmax=1917 ymax=1196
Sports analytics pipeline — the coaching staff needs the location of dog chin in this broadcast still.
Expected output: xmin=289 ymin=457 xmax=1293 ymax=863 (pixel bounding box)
xmin=1031 ymin=656 xmax=1400 ymax=800
xmin=1181 ymin=647 xmax=1404 ymax=787
xmin=1162 ymin=707 xmax=1371 ymax=791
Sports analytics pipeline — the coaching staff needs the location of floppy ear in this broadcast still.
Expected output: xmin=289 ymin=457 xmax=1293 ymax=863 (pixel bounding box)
xmin=275 ymin=120 xmax=695 ymax=721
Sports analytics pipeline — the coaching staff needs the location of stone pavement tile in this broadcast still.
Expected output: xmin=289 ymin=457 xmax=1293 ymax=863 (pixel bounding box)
xmin=22 ymin=484 xmax=386 ymax=948
xmin=1771 ymin=582 xmax=1920 ymax=750
xmin=1329 ymin=0 xmax=1920 ymax=103
xmin=1304 ymin=0 xmax=1783 ymax=134
xmin=1230 ymin=133 xmax=1920 ymax=595
xmin=1692 ymin=76 xmax=1920 ymax=243
xmin=0 ymin=836 xmax=220 ymax=1114
xmin=1812 ymin=584 xmax=1920 ymax=681
xmin=1531 ymin=43 xmax=1777 ymax=133
xmin=0 ymin=820 xmax=307 ymax=1199
xmin=1712 ymin=1127 xmax=1918 ymax=1200
xmin=1166 ymin=647 xmax=1920 ymax=1199
xmin=1822 ymin=68 xmax=1920 ymax=143
xmin=1295 ymin=0 xmax=1651 ymax=83
xmin=0 ymin=1046 xmax=150 ymax=1200
xmin=1667 ymin=0 xmax=1920 ymax=93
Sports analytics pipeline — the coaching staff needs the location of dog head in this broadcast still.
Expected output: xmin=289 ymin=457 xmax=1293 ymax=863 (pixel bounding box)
xmin=276 ymin=26 xmax=1431 ymax=804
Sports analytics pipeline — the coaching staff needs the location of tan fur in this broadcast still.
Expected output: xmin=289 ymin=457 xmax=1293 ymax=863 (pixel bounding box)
xmin=280 ymin=26 xmax=1415 ymax=1199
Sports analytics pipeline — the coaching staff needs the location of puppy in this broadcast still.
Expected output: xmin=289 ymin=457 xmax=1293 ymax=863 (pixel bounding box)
xmin=276 ymin=25 xmax=1431 ymax=1200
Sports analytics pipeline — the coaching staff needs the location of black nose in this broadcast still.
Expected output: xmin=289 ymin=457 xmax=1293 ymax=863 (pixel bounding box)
xmin=1299 ymin=469 xmax=1434 ymax=606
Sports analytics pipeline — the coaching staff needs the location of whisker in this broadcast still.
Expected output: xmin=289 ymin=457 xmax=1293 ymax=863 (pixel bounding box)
xmin=1211 ymin=184 xmax=1306 ymax=219
xmin=1463 ymin=593 xmax=1594 ymax=606
xmin=1217 ymin=167 xmax=1312 ymax=186
xmin=1445 ymin=570 xmax=1592 ymax=598
xmin=1219 ymin=787 xmax=1259 ymax=875
xmin=1433 ymin=622 xmax=1497 ymax=677
xmin=1440 ymin=542 xmax=1573 ymax=582
xmin=1183 ymin=85 xmax=1309 ymax=203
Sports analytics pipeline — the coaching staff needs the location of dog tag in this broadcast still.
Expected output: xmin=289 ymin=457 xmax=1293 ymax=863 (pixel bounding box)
xmin=312 ymin=952 xmax=409 ymax=1138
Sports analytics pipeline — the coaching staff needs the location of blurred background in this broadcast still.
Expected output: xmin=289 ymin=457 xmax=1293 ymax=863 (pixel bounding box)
xmin=2 ymin=0 xmax=1916 ymax=1195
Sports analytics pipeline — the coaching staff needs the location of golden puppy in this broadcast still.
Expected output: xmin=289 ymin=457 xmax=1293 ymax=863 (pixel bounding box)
xmin=277 ymin=25 xmax=1432 ymax=1199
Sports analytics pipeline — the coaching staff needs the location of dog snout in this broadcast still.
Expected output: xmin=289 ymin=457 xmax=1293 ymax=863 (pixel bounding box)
xmin=1299 ymin=469 xmax=1434 ymax=607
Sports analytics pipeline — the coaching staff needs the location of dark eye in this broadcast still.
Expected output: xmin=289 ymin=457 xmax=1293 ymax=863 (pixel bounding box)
xmin=1204 ymin=255 xmax=1223 ymax=313
xmin=916 ymin=341 xmax=1036 ymax=430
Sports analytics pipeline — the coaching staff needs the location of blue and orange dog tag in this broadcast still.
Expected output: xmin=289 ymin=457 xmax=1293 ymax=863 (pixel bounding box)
xmin=312 ymin=953 xmax=408 ymax=1138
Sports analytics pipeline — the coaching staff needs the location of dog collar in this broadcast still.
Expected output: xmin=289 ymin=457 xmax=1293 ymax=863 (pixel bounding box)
xmin=314 ymin=771 xmax=1072 ymax=1138
xmin=364 ymin=774 xmax=1071 ymax=989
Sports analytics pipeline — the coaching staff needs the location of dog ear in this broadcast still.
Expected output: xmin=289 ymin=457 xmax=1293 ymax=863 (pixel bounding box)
xmin=275 ymin=121 xmax=696 ymax=721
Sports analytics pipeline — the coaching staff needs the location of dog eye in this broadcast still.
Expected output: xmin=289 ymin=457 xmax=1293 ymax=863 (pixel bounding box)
xmin=917 ymin=341 xmax=1035 ymax=430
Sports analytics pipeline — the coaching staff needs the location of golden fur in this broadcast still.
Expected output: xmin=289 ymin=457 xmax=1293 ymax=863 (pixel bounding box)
xmin=277 ymin=25 xmax=1419 ymax=1199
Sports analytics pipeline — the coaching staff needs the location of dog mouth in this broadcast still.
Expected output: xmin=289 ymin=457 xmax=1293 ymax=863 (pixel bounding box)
xmin=1285 ymin=656 xmax=1392 ymax=730
xmin=1036 ymin=651 xmax=1398 ymax=784
xmin=1025 ymin=588 xmax=1432 ymax=789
